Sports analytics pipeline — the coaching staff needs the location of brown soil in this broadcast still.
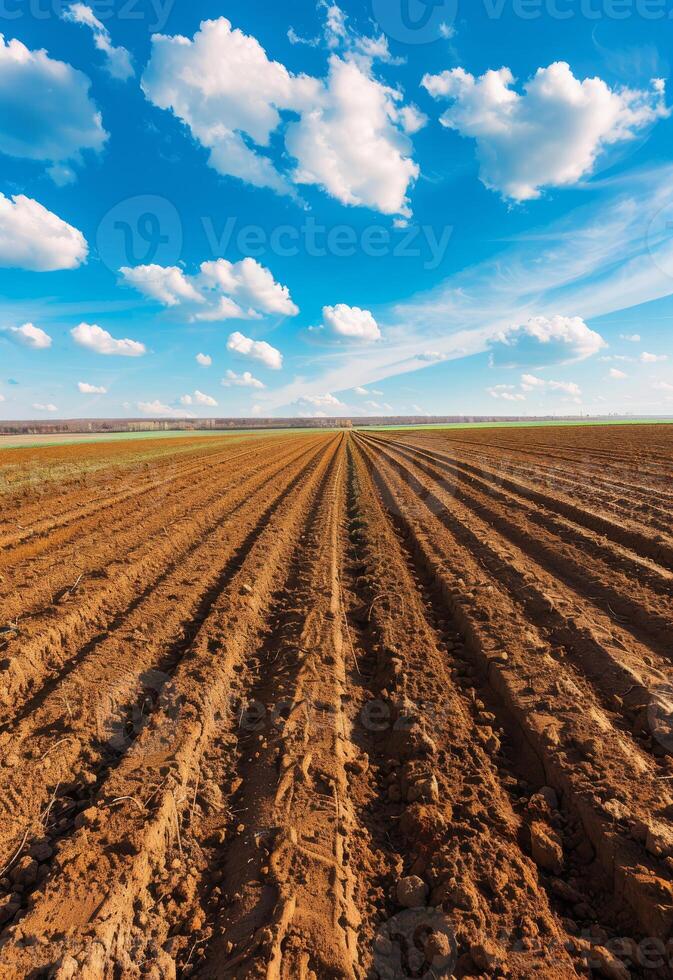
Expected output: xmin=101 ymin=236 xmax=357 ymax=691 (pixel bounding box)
xmin=1 ymin=426 xmax=672 ymax=978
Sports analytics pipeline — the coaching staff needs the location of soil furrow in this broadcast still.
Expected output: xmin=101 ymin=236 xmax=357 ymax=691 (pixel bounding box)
xmin=374 ymin=435 xmax=673 ymax=573
xmin=0 ymin=439 xmax=323 ymax=716
xmin=363 ymin=437 xmax=673 ymax=769
xmin=0 ymin=440 xmax=283 ymax=618
xmin=0 ymin=439 xmax=256 ymax=551
xmin=0 ymin=437 xmax=331 ymax=884
xmin=3 ymin=425 xmax=673 ymax=979
xmin=346 ymin=439 xmax=581 ymax=977
xmin=191 ymin=437 xmax=369 ymax=978
xmin=356 ymin=434 xmax=673 ymax=950
xmin=370 ymin=437 xmax=673 ymax=658
xmin=0 ymin=436 xmax=341 ymax=979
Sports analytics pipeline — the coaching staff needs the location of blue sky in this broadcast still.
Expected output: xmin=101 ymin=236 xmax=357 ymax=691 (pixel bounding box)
xmin=1 ymin=0 xmax=673 ymax=419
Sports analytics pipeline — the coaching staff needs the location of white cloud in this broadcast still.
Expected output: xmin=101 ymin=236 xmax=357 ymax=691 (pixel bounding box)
xmin=354 ymin=386 xmax=369 ymax=395
xmin=120 ymin=257 xmax=298 ymax=321
xmin=0 ymin=393 xmax=4 ymax=402
xmin=142 ymin=18 xmax=419 ymax=217
xmin=487 ymin=385 xmax=526 ymax=401
xmin=222 ymin=370 xmax=265 ymax=389
xmin=298 ymin=393 xmax=345 ymax=408
xmin=71 ymin=322 xmax=146 ymax=357
xmin=549 ymin=380 xmax=581 ymax=395
xmin=295 ymin=392 xmax=347 ymax=415
xmin=199 ymin=258 xmax=299 ymax=316
xmin=322 ymin=304 xmax=381 ymax=341
xmin=497 ymin=315 xmax=605 ymax=362
xmin=137 ymin=400 xmax=194 ymax=418
xmin=195 ymin=389 xmax=218 ymax=406
xmin=78 ymin=381 xmax=107 ymax=394
xmin=0 ymin=194 xmax=88 ymax=271
xmin=422 ymin=62 xmax=669 ymax=201
xmin=196 ymin=353 xmax=212 ymax=366
xmin=520 ymin=373 xmax=581 ymax=396
xmin=641 ymin=351 xmax=668 ymax=363
xmin=32 ymin=402 xmax=57 ymax=412
xmin=520 ymin=373 xmax=546 ymax=389
xmin=180 ymin=390 xmax=218 ymax=407
xmin=286 ymin=56 xmax=418 ymax=217
xmin=399 ymin=105 xmax=428 ymax=135
xmin=653 ymin=381 xmax=673 ymax=391
xmin=119 ymin=266 xmax=204 ymax=307
xmin=227 ymin=331 xmax=283 ymax=370
xmin=609 ymin=368 xmax=628 ymax=379
xmin=620 ymin=333 xmax=641 ymax=342
xmin=259 ymin=167 xmax=673 ymax=412
xmin=142 ymin=18 xmax=318 ymax=196
xmin=7 ymin=322 xmax=52 ymax=349
xmin=63 ymin=3 xmax=134 ymax=80
xmin=0 ymin=35 xmax=107 ymax=179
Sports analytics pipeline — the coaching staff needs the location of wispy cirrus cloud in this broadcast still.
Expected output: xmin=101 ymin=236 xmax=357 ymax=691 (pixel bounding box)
xmin=259 ymin=164 xmax=673 ymax=410
xmin=62 ymin=3 xmax=134 ymax=81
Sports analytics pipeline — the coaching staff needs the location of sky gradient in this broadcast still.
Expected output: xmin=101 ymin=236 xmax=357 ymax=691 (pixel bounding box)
xmin=1 ymin=0 xmax=673 ymax=419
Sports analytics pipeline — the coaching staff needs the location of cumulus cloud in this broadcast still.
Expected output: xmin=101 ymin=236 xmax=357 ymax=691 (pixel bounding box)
xmin=142 ymin=18 xmax=313 ymax=196
xmin=0 ymin=35 xmax=107 ymax=179
xmin=641 ymin=351 xmax=668 ymax=363
xmin=609 ymin=367 xmax=627 ymax=379
xmin=620 ymin=333 xmax=641 ymax=342
xmin=520 ymin=373 xmax=581 ymax=396
xmin=141 ymin=18 xmax=419 ymax=217
xmin=222 ymin=370 xmax=265 ymax=389
xmin=119 ymin=266 xmax=204 ymax=307
xmin=0 ymin=194 xmax=88 ymax=271
xmin=196 ymin=353 xmax=212 ymax=366
xmin=32 ymin=402 xmax=57 ymax=412
xmin=137 ymin=400 xmax=194 ymax=418
xmin=294 ymin=393 xmax=346 ymax=415
xmin=6 ymin=322 xmax=52 ymax=349
xmin=227 ymin=331 xmax=283 ymax=370
xmin=298 ymin=393 xmax=345 ymax=407
xmin=487 ymin=385 xmax=526 ymax=402
xmin=653 ymin=381 xmax=673 ymax=391
xmin=399 ymin=104 xmax=428 ymax=135
xmin=199 ymin=259 xmax=299 ymax=316
xmin=286 ymin=56 xmax=418 ymax=217
xmin=496 ymin=314 xmax=606 ymax=362
xmin=422 ymin=62 xmax=669 ymax=201
xmin=78 ymin=381 xmax=107 ymax=394
xmin=322 ymin=304 xmax=381 ymax=341
xmin=62 ymin=3 xmax=134 ymax=80
xmin=120 ymin=257 xmax=298 ymax=321
xmin=180 ymin=389 xmax=218 ymax=407
xmin=71 ymin=322 xmax=146 ymax=357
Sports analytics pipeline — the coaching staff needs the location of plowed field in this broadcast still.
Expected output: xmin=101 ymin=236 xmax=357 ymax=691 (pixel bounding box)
xmin=1 ymin=425 xmax=672 ymax=979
